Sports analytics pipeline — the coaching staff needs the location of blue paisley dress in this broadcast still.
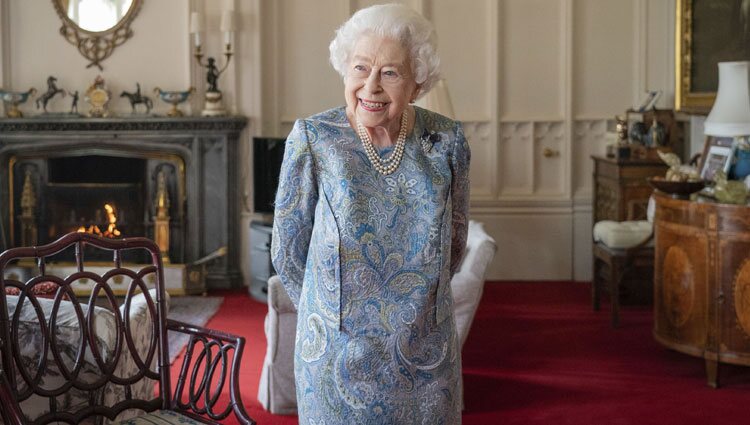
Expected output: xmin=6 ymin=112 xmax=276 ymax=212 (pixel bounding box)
xmin=271 ymin=105 xmax=470 ymax=424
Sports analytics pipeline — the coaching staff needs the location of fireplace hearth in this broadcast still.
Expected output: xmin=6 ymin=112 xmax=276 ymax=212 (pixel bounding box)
xmin=0 ymin=116 xmax=247 ymax=290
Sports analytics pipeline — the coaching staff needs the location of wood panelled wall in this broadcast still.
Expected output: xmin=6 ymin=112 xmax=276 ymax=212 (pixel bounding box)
xmin=257 ymin=0 xmax=676 ymax=281
xmin=0 ymin=0 xmax=677 ymax=282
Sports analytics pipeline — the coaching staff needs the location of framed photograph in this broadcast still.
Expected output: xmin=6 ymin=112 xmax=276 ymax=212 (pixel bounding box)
xmin=700 ymin=136 xmax=734 ymax=181
xmin=675 ymin=0 xmax=750 ymax=113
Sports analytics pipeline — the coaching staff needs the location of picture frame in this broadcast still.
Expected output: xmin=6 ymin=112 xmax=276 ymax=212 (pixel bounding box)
xmin=699 ymin=136 xmax=734 ymax=181
xmin=675 ymin=0 xmax=750 ymax=113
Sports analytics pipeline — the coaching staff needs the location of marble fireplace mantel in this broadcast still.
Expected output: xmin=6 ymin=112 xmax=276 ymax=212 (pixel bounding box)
xmin=0 ymin=116 xmax=248 ymax=290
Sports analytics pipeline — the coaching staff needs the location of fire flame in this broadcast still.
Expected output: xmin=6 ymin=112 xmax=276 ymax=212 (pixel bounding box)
xmin=77 ymin=203 xmax=122 ymax=238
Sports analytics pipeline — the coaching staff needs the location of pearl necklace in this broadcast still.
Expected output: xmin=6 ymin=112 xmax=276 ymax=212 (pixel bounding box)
xmin=357 ymin=110 xmax=408 ymax=175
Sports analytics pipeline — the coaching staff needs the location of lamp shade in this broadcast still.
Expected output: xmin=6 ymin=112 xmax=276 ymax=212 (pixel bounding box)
xmin=704 ymin=61 xmax=750 ymax=136
xmin=416 ymin=79 xmax=455 ymax=119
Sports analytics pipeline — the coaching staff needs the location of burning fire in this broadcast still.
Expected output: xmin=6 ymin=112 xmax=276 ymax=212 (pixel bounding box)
xmin=77 ymin=203 xmax=122 ymax=238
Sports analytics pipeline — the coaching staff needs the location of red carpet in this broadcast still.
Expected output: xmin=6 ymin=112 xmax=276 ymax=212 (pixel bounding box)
xmin=176 ymin=282 xmax=750 ymax=424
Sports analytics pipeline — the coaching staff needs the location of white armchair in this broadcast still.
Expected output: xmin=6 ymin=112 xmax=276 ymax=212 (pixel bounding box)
xmin=256 ymin=275 xmax=299 ymax=415
xmin=257 ymin=220 xmax=497 ymax=414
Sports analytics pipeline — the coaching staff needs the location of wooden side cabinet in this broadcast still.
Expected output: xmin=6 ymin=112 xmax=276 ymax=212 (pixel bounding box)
xmin=592 ymin=156 xmax=668 ymax=222
xmin=653 ymin=195 xmax=750 ymax=387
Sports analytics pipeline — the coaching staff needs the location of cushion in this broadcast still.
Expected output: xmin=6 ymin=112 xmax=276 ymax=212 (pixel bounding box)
xmin=593 ymin=220 xmax=653 ymax=249
xmin=3 ymin=267 xmax=67 ymax=299
xmin=6 ymin=294 xmax=117 ymax=367
xmin=451 ymin=220 xmax=497 ymax=348
xmin=268 ymin=274 xmax=296 ymax=314
xmin=5 ymin=294 xmax=118 ymax=420
xmin=4 ymin=282 xmax=63 ymax=299
xmin=257 ymin=275 xmax=299 ymax=415
xmin=114 ymin=409 xmax=205 ymax=424
xmin=3 ymin=289 xmax=167 ymax=424
xmin=104 ymin=289 xmax=170 ymax=423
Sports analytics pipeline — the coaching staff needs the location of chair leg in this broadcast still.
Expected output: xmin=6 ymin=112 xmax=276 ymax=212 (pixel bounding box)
xmin=706 ymin=358 xmax=720 ymax=388
xmin=609 ymin=260 xmax=620 ymax=328
xmin=592 ymin=257 xmax=601 ymax=311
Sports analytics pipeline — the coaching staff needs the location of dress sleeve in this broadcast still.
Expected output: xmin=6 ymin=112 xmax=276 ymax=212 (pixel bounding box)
xmin=449 ymin=122 xmax=470 ymax=276
xmin=271 ymin=119 xmax=317 ymax=309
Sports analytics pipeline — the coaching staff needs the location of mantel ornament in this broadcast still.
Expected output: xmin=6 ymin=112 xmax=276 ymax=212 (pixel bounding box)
xmin=35 ymin=76 xmax=66 ymax=113
xmin=120 ymin=83 xmax=153 ymax=115
xmin=0 ymin=88 xmax=36 ymax=118
xmin=190 ymin=10 xmax=235 ymax=116
xmin=153 ymin=87 xmax=195 ymax=117
xmin=85 ymin=75 xmax=111 ymax=117
xmin=51 ymin=0 xmax=144 ymax=70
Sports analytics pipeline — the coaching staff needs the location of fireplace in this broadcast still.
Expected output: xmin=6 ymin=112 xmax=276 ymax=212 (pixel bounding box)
xmin=0 ymin=116 xmax=247 ymax=290
xmin=46 ymin=155 xmax=146 ymax=241
xmin=10 ymin=153 xmax=183 ymax=263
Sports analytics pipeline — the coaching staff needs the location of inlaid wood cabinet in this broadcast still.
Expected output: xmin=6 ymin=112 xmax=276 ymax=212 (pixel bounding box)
xmin=653 ymin=195 xmax=750 ymax=387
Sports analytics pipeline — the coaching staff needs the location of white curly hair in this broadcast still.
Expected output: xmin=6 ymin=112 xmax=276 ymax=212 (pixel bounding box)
xmin=329 ymin=3 xmax=441 ymax=98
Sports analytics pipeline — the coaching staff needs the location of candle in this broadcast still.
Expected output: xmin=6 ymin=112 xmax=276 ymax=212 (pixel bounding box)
xmin=221 ymin=9 xmax=235 ymax=48
xmin=190 ymin=11 xmax=204 ymax=47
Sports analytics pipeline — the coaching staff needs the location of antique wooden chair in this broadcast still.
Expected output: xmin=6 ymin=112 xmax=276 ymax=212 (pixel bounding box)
xmin=592 ymin=198 xmax=655 ymax=328
xmin=0 ymin=232 xmax=255 ymax=425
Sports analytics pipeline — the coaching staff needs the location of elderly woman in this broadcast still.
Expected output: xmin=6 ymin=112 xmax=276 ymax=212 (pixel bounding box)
xmin=271 ymin=3 xmax=469 ymax=424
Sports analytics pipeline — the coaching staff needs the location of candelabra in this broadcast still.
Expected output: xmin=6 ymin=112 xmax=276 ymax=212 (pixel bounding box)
xmin=190 ymin=10 xmax=235 ymax=116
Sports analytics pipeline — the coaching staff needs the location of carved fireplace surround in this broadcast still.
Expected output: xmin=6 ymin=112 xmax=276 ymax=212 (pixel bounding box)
xmin=0 ymin=116 xmax=247 ymax=290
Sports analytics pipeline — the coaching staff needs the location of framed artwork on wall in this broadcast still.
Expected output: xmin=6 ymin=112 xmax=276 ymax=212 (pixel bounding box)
xmin=675 ymin=0 xmax=750 ymax=113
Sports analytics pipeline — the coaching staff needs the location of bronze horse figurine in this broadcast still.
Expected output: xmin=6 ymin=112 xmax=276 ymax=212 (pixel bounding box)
xmin=36 ymin=76 xmax=65 ymax=112
xmin=120 ymin=83 xmax=153 ymax=114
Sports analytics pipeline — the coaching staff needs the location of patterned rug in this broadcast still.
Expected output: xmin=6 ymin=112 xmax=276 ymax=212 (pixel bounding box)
xmin=167 ymin=296 xmax=223 ymax=363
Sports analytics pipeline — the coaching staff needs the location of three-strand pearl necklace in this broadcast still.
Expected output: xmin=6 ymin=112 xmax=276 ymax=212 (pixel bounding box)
xmin=356 ymin=109 xmax=408 ymax=175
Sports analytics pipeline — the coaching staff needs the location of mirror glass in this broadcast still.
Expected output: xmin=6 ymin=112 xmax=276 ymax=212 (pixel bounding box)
xmin=63 ymin=0 xmax=134 ymax=32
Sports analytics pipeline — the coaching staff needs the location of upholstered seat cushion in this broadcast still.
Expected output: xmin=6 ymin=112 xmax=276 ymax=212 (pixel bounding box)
xmin=114 ymin=409 xmax=205 ymax=424
xmin=451 ymin=220 xmax=497 ymax=348
xmin=4 ymin=290 xmax=167 ymax=423
xmin=592 ymin=220 xmax=653 ymax=249
xmin=4 ymin=281 xmax=62 ymax=298
xmin=257 ymin=275 xmax=298 ymax=415
xmin=7 ymin=293 xmax=117 ymax=359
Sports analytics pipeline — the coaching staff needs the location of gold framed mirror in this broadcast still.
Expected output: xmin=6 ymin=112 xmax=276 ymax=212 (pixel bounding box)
xmin=51 ymin=0 xmax=143 ymax=70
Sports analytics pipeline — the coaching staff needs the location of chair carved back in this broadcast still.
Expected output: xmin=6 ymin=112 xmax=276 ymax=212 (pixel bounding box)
xmin=0 ymin=232 xmax=170 ymax=424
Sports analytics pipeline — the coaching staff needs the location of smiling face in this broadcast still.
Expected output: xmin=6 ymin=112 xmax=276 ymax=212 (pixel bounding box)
xmin=345 ymin=34 xmax=419 ymax=137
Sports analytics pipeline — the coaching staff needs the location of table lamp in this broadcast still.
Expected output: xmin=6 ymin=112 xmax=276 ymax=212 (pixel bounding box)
xmin=416 ymin=79 xmax=455 ymax=119
xmin=704 ymin=61 xmax=750 ymax=181
xmin=705 ymin=61 xmax=750 ymax=137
